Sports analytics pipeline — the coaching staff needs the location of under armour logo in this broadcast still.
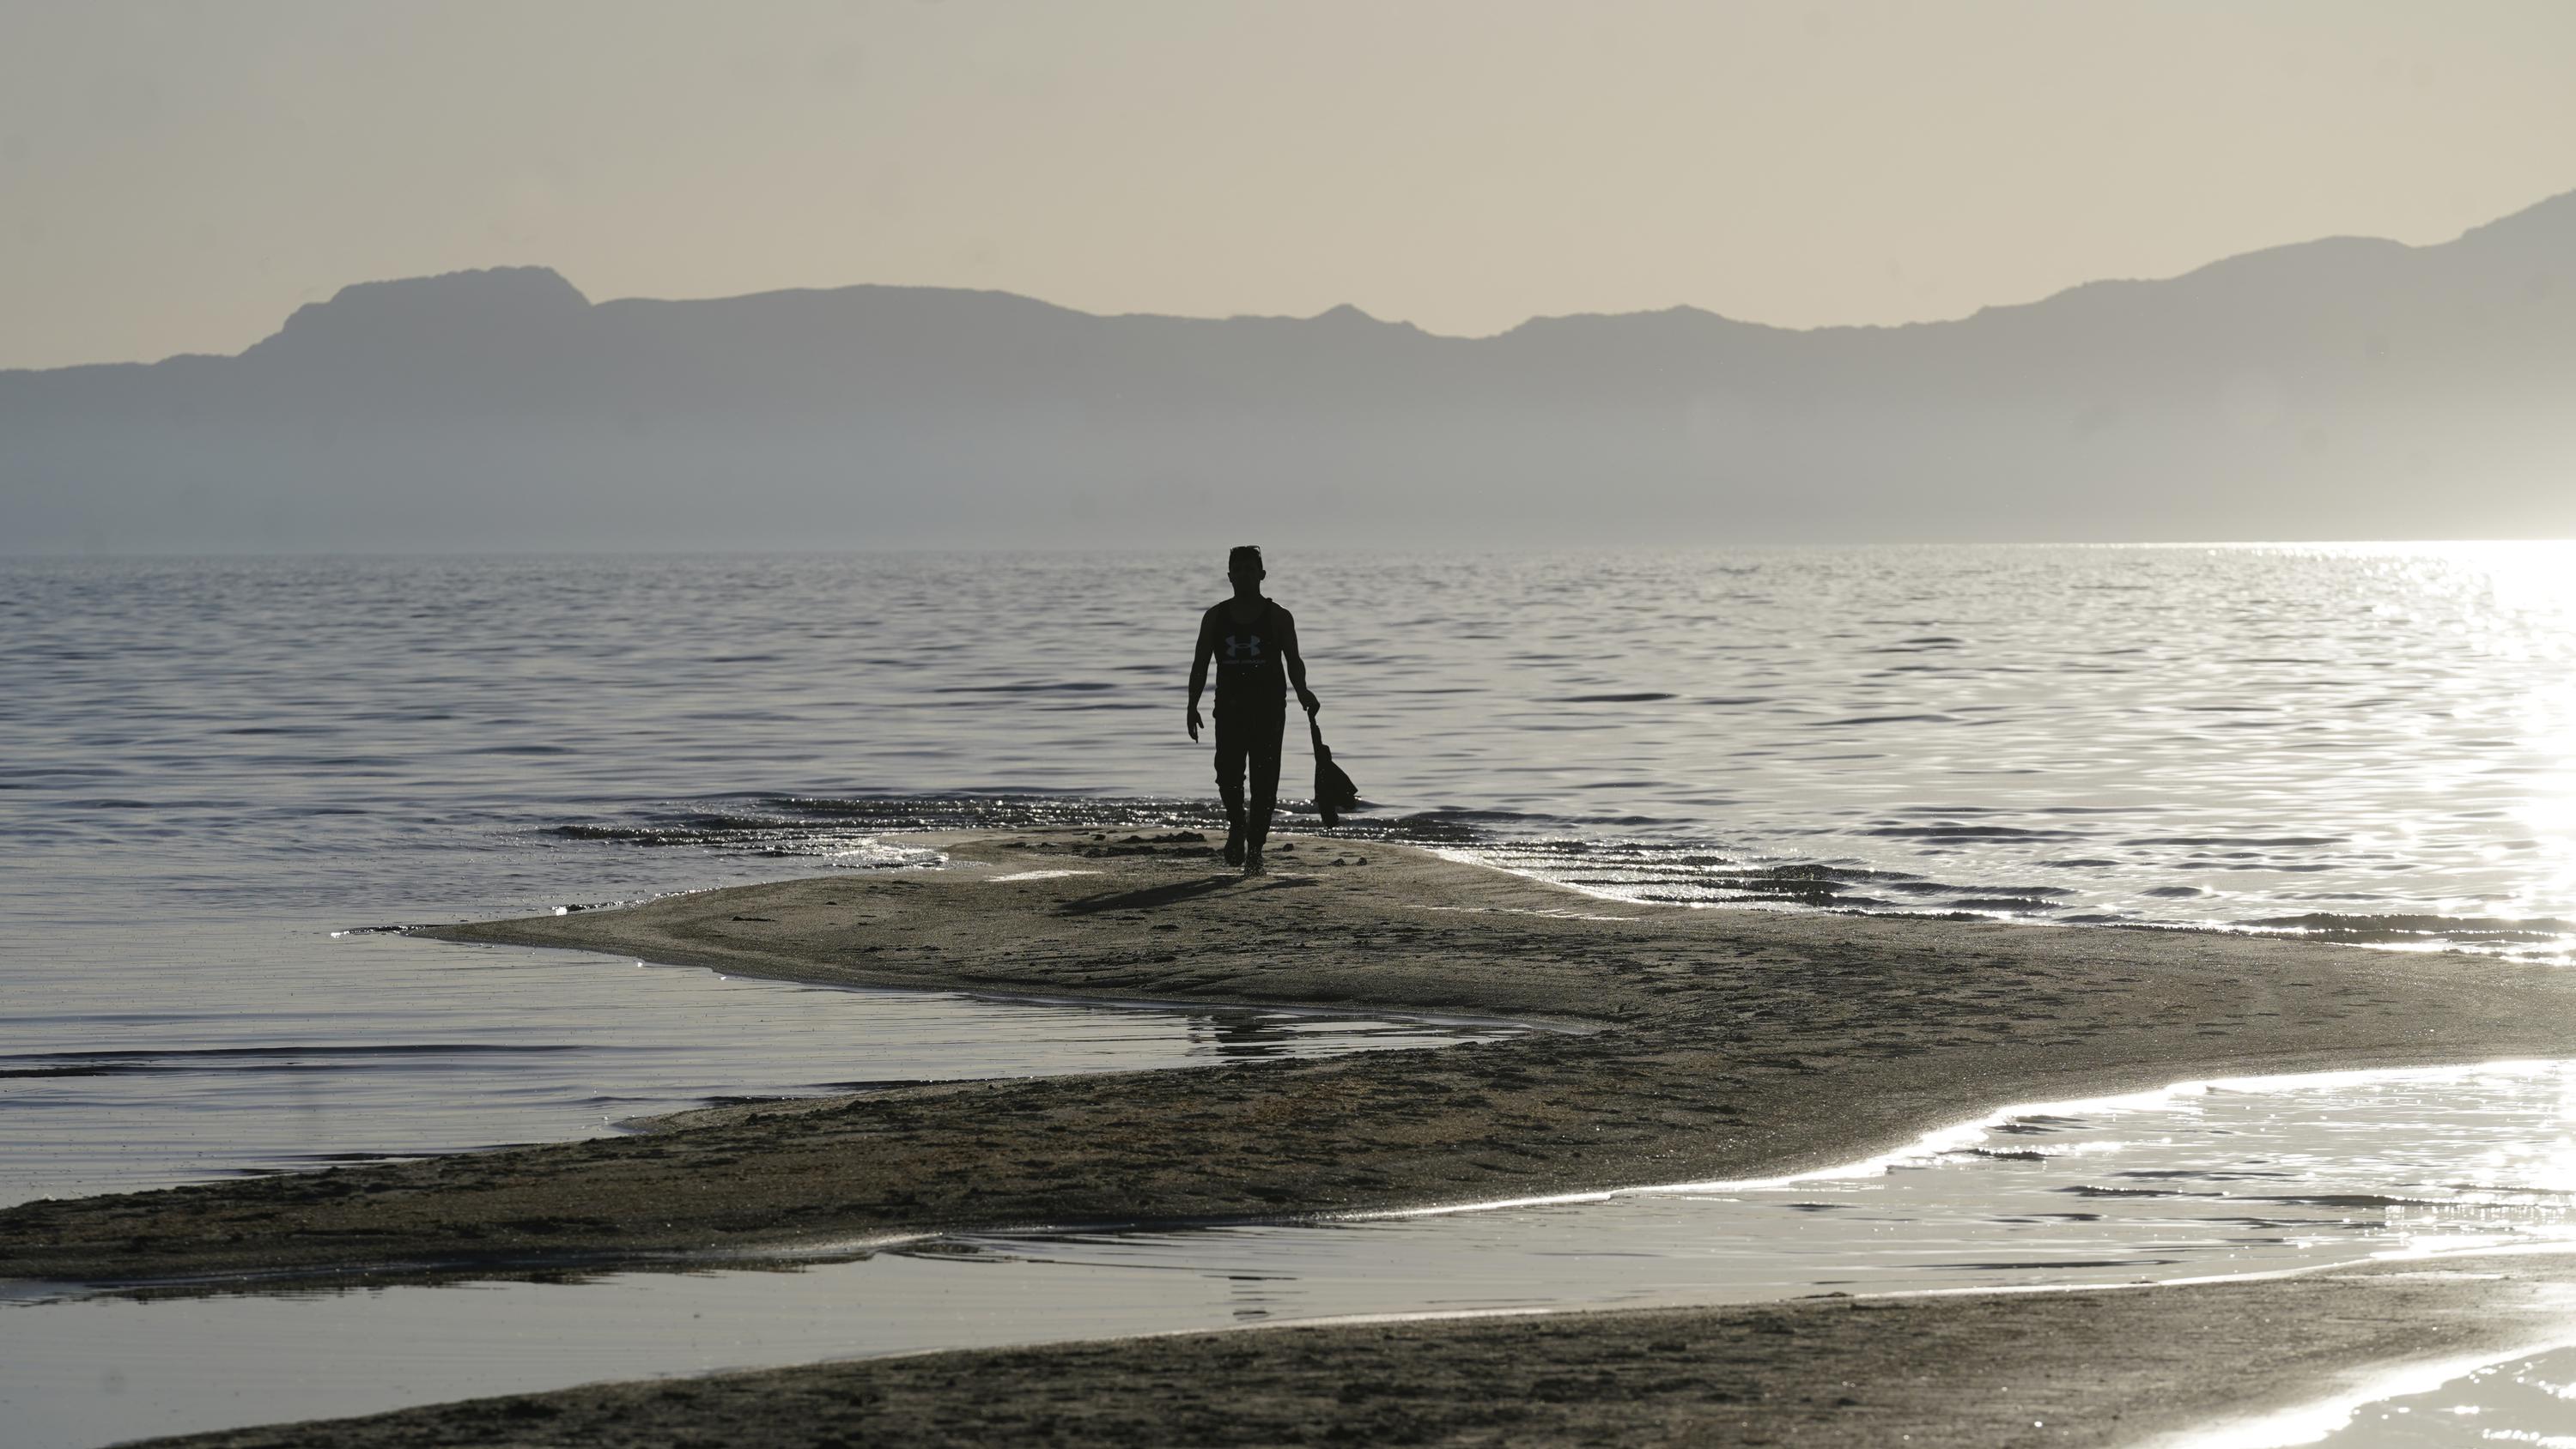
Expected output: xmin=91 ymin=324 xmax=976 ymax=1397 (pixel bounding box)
xmin=1224 ymin=634 xmax=1264 ymax=659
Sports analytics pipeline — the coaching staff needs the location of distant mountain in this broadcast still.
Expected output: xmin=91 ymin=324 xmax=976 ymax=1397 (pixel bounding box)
xmin=8 ymin=190 xmax=2575 ymax=550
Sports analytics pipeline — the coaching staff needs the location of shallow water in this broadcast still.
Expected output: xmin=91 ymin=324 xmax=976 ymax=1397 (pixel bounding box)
xmin=2170 ymin=1327 xmax=2576 ymax=1449
xmin=9 ymin=1062 xmax=2576 ymax=1448
xmin=0 ymin=925 xmax=1506 ymax=1205
xmin=2304 ymin=1342 xmax=2576 ymax=1446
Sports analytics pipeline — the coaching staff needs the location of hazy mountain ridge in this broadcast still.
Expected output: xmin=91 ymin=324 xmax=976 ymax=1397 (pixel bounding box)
xmin=7 ymin=189 xmax=2573 ymax=549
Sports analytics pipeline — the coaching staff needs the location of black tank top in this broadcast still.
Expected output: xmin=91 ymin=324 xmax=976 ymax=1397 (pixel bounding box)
xmin=1212 ymin=599 xmax=1285 ymax=700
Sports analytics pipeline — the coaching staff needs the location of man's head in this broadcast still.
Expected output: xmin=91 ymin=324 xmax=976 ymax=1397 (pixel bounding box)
xmin=1227 ymin=544 xmax=1265 ymax=587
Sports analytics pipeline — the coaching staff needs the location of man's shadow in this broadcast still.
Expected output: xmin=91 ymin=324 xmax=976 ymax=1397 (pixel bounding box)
xmin=1055 ymin=875 xmax=1314 ymax=916
xmin=1056 ymin=877 xmax=1240 ymax=915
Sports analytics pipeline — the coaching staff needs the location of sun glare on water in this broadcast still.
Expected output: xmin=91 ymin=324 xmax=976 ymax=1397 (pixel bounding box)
xmin=2360 ymin=542 xmax=2576 ymax=927
xmin=2453 ymin=543 xmax=2576 ymax=921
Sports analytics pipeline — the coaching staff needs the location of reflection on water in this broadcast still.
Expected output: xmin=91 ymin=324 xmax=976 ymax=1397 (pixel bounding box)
xmin=0 ymin=929 xmax=1508 ymax=1207
xmin=9 ymin=1062 xmax=2576 ymax=1449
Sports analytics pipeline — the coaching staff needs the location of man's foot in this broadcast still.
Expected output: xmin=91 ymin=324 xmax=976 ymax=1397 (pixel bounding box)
xmin=1242 ymin=845 xmax=1266 ymax=877
xmin=1224 ymin=825 xmax=1246 ymax=867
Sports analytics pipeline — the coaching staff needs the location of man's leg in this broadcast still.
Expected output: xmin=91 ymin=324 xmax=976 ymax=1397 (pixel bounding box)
xmin=1245 ymin=704 xmax=1285 ymax=866
xmin=1213 ymin=706 xmax=1249 ymax=865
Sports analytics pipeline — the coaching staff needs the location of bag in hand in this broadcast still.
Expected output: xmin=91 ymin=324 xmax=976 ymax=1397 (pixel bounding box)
xmin=1309 ymin=718 xmax=1363 ymax=828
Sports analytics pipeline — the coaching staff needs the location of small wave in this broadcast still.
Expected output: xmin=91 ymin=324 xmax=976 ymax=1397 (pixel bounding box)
xmin=1863 ymin=823 xmax=2090 ymax=840
xmin=2238 ymin=1192 xmax=2430 ymax=1210
xmin=1889 ymin=804 xmax=2012 ymax=815
xmin=1382 ymin=813 xmax=1484 ymax=842
xmin=2241 ymin=912 xmax=2576 ymax=945
xmin=1396 ymin=807 xmax=1553 ymax=825
xmin=0 ymin=1043 xmax=597 ymax=1078
xmin=2122 ymin=835 xmax=2348 ymax=847
xmin=2062 ymin=1185 xmax=2180 ymax=1198
xmin=1546 ymin=692 xmax=1678 ymax=703
xmin=545 ymin=809 xmax=807 ymax=846
xmin=931 ymin=682 xmax=1121 ymax=694
xmin=1810 ymin=713 xmax=1959 ymax=727
xmin=541 ymin=792 xmax=1478 ymax=859
xmin=1929 ymin=1258 xmax=2177 ymax=1271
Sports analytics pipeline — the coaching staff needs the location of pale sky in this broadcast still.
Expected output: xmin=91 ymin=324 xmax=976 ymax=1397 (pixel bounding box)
xmin=4 ymin=0 xmax=2574 ymax=371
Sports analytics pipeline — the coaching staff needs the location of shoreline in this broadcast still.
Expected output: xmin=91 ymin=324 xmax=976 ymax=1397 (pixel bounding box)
xmin=15 ymin=828 xmax=2576 ymax=1443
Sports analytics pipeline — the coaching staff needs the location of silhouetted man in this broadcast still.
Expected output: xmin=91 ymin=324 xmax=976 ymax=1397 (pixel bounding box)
xmin=1188 ymin=545 xmax=1319 ymax=876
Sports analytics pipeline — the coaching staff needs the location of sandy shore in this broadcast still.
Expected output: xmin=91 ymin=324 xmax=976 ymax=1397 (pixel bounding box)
xmin=13 ymin=828 xmax=2576 ymax=1443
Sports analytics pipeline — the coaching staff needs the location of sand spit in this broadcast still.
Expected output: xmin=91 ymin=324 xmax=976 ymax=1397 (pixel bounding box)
xmin=131 ymin=1252 xmax=2576 ymax=1448
xmin=7 ymin=829 xmax=2576 ymax=1288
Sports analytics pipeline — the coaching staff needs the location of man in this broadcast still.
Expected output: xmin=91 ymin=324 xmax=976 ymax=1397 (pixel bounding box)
xmin=1188 ymin=545 xmax=1319 ymax=876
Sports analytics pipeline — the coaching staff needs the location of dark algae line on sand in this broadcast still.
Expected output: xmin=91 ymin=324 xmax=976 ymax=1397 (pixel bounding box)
xmin=9 ymin=831 xmax=2576 ymax=1289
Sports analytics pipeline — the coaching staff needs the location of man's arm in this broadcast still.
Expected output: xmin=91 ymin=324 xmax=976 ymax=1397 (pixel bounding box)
xmin=1281 ymin=608 xmax=1319 ymax=716
xmin=1186 ymin=612 xmax=1214 ymax=741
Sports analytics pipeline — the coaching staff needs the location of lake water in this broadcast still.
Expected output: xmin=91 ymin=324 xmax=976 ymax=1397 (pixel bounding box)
xmin=14 ymin=546 xmax=2576 ymax=955
xmin=8 ymin=547 xmax=2576 ymax=1444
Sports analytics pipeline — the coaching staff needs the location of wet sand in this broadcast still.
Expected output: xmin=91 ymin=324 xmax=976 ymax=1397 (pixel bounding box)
xmin=14 ymin=829 xmax=2576 ymax=1443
